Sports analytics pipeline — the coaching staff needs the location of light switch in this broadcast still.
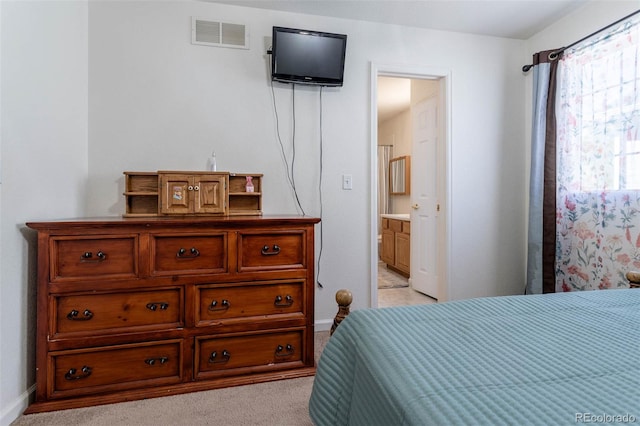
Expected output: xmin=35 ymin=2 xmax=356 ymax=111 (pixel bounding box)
xmin=342 ymin=174 xmax=353 ymax=190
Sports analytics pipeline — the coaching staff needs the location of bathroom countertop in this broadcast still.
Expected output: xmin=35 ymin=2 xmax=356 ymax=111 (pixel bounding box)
xmin=381 ymin=213 xmax=410 ymax=221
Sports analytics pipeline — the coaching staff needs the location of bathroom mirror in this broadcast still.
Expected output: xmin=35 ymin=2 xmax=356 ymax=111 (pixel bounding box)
xmin=389 ymin=156 xmax=410 ymax=195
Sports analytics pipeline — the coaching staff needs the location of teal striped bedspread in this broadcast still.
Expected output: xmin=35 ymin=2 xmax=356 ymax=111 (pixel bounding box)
xmin=309 ymin=289 xmax=640 ymax=425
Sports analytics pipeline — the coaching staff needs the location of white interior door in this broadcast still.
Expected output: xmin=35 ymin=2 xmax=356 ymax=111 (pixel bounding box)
xmin=410 ymin=97 xmax=439 ymax=299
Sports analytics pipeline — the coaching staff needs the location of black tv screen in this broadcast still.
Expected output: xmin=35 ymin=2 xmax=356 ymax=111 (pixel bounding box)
xmin=271 ymin=26 xmax=347 ymax=87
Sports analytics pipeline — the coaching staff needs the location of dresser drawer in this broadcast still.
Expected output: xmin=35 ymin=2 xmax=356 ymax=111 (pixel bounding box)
xmin=238 ymin=231 xmax=305 ymax=271
xmin=195 ymin=330 xmax=304 ymax=379
xmin=151 ymin=233 xmax=227 ymax=275
xmin=196 ymin=280 xmax=304 ymax=326
xmin=53 ymin=288 xmax=183 ymax=337
xmin=50 ymin=340 xmax=182 ymax=399
xmin=50 ymin=235 xmax=138 ymax=282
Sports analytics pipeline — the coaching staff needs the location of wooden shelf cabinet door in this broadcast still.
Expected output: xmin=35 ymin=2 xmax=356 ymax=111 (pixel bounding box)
xmin=159 ymin=173 xmax=227 ymax=215
xmin=194 ymin=175 xmax=227 ymax=214
xmin=160 ymin=174 xmax=190 ymax=214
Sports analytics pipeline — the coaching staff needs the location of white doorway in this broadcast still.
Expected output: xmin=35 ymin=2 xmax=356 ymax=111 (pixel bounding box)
xmin=370 ymin=63 xmax=451 ymax=308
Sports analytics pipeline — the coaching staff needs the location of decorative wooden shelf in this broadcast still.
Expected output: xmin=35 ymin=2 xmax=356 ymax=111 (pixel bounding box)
xmin=229 ymin=173 xmax=263 ymax=216
xmin=123 ymin=171 xmax=263 ymax=217
xmin=123 ymin=172 xmax=160 ymax=217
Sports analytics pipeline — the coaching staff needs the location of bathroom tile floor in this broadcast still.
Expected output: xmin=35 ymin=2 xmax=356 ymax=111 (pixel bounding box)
xmin=377 ymin=262 xmax=436 ymax=308
xmin=378 ymin=286 xmax=436 ymax=308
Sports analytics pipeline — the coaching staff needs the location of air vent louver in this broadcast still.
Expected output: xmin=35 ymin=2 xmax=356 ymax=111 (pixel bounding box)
xmin=192 ymin=18 xmax=249 ymax=49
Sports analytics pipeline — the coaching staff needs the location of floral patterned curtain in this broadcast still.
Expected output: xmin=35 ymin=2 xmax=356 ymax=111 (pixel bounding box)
xmin=555 ymin=15 xmax=640 ymax=291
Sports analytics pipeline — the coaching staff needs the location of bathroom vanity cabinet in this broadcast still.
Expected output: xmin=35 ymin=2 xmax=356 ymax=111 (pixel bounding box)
xmin=380 ymin=215 xmax=410 ymax=277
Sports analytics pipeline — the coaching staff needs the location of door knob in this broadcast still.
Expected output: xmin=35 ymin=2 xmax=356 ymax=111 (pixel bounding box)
xmin=411 ymin=204 xmax=419 ymax=209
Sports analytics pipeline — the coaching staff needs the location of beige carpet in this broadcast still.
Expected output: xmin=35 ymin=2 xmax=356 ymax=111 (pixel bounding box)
xmin=12 ymin=331 xmax=331 ymax=426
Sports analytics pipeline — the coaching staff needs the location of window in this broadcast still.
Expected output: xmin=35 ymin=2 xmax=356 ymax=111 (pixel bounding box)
xmin=558 ymin=19 xmax=640 ymax=192
xmin=555 ymin=15 xmax=640 ymax=292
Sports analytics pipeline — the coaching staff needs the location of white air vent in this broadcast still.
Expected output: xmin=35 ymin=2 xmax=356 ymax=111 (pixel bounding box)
xmin=192 ymin=17 xmax=249 ymax=49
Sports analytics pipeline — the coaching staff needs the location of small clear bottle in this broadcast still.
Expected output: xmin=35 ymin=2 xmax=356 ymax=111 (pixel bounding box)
xmin=245 ymin=176 xmax=254 ymax=192
xmin=209 ymin=151 xmax=217 ymax=171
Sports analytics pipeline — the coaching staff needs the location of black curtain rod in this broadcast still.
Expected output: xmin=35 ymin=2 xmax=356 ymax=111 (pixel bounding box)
xmin=522 ymin=9 xmax=640 ymax=72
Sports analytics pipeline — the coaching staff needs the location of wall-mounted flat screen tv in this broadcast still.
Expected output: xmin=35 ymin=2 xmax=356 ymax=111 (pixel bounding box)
xmin=271 ymin=26 xmax=347 ymax=87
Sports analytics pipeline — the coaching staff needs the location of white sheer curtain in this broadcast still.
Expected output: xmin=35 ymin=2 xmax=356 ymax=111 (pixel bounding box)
xmin=555 ymin=14 xmax=640 ymax=291
xmin=377 ymin=145 xmax=392 ymax=235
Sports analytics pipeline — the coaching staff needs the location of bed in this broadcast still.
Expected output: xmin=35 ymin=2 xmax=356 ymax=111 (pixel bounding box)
xmin=309 ymin=289 xmax=640 ymax=425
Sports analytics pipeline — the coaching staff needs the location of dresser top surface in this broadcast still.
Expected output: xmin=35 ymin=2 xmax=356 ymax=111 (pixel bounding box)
xmin=26 ymin=215 xmax=320 ymax=230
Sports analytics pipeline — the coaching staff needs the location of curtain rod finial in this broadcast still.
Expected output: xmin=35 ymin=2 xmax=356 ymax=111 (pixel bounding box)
xmin=522 ymin=64 xmax=533 ymax=73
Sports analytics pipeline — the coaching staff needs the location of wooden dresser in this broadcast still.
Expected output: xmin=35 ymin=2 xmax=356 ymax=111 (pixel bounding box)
xmin=25 ymin=215 xmax=319 ymax=413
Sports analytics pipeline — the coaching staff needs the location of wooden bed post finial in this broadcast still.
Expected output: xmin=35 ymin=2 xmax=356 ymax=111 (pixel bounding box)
xmin=330 ymin=289 xmax=353 ymax=335
xmin=626 ymin=271 xmax=640 ymax=288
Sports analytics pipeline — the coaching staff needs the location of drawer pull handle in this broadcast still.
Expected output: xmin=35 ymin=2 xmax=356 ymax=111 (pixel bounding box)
xmin=274 ymin=295 xmax=294 ymax=307
xmin=144 ymin=356 xmax=169 ymax=366
xmin=275 ymin=344 xmax=295 ymax=357
xmin=80 ymin=251 xmax=106 ymax=262
xmin=146 ymin=302 xmax=169 ymax=311
xmin=208 ymin=350 xmax=231 ymax=364
xmin=261 ymin=244 xmax=281 ymax=256
xmin=208 ymin=299 xmax=230 ymax=312
xmin=65 ymin=365 xmax=92 ymax=380
xmin=176 ymin=247 xmax=200 ymax=258
xmin=67 ymin=309 xmax=94 ymax=321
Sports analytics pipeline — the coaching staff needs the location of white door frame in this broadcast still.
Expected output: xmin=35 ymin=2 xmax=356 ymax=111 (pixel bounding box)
xmin=369 ymin=62 xmax=452 ymax=308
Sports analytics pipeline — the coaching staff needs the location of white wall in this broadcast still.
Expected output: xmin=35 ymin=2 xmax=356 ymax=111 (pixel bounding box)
xmin=526 ymin=1 xmax=639 ymax=54
xmin=86 ymin=0 xmax=528 ymax=307
xmin=0 ymin=1 xmax=89 ymax=424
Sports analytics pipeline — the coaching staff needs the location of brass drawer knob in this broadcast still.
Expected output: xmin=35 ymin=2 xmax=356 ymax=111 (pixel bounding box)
xmin=146 ymin=302 xmax=169 ymax=311
xmin=208 ymin=299 xmax=230 ymax=312
xmin=66 ymin=309 xmax=94 ymax=321
xmin=275 ymin=344 xmax=294 ymax=358
xmin=208 ymin=350 xmax=230 ymax=364
xmin=261 ymin=244 xmax=281 ymax=256
xmin=79 ymin=251 xmax=107 ymax=262
xmin=176 ymin=247 xmax=200 ymax=258
xmin=144 ymin=356 xmax=169 ymax=366
xmin=274 ymin=295 xmax=293 ymax=307
xmin=64 ymin=365 xmax=92 ymax=380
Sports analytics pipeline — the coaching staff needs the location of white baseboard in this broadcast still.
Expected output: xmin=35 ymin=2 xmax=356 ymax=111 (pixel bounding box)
xmin=0 ymin=385 xmax=34 ymax=426
xmin=315 ymin=318 xmax=332 ymax=332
